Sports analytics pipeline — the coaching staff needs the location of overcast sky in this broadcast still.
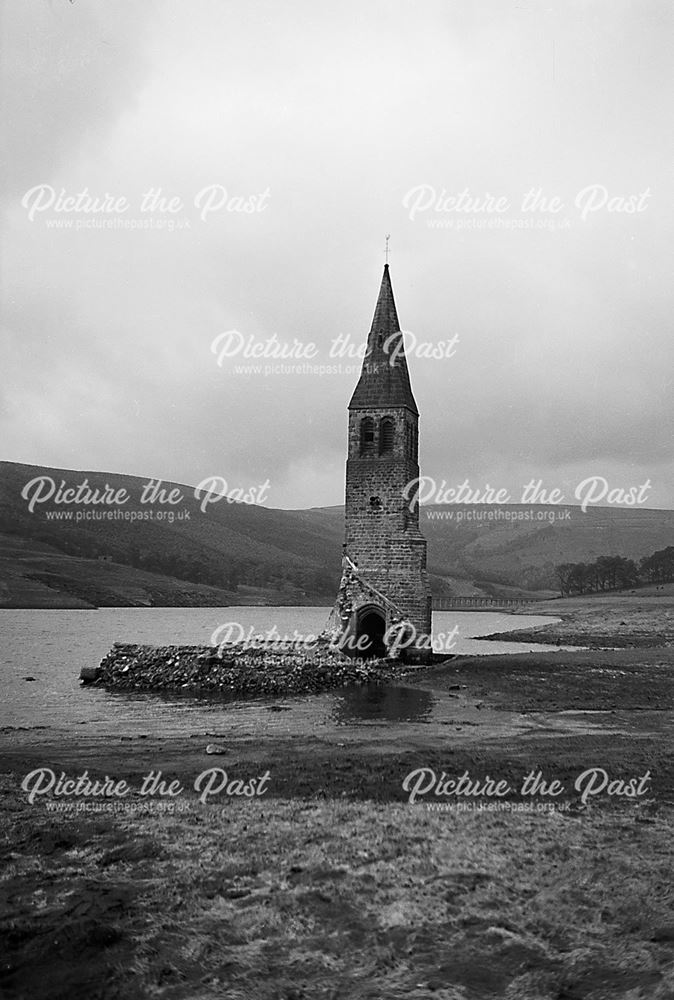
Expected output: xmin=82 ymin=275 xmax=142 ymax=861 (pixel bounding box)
xmin=1 ymin=0 xmax=672 ymax=510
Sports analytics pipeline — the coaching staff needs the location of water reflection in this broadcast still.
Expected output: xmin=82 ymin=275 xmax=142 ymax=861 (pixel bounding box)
xmin=331 ymin=684 xmax=434 ymax=725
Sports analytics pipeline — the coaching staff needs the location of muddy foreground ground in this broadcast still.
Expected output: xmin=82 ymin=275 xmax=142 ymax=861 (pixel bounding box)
xmin=1 ymin=594 xmax=673 ymax=999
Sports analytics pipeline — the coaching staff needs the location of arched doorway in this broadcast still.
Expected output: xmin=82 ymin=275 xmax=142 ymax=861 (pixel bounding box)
xmin=354 ymin=605 xmax=386 ymax=658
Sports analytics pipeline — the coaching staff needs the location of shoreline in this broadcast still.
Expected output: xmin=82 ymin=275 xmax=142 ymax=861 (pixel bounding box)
xmin=3 ymin=636 xmax=673 ymax=802
xmin=2 ymin=593 xmax=673 ymax=998
xmin=482 ymin=598 xmax=674 ymax=648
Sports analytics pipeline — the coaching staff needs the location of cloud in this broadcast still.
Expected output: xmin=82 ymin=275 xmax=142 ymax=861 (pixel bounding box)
xmin=1 ymin=0 xmax=672 ymax=509
xmin=0 ymin=0 xmax=156 ymax=201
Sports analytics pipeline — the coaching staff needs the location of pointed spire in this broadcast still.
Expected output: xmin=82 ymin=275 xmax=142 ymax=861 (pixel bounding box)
xmin=349 ymin=265 xmax=419 ymax=414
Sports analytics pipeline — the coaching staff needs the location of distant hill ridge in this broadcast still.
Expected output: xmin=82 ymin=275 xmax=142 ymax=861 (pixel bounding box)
xmin=1 ymin=461 xmax=672 ymax=608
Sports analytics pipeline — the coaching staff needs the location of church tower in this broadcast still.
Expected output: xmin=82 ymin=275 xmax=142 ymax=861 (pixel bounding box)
xmin=330 ymin=264 xmax=432 ymax=660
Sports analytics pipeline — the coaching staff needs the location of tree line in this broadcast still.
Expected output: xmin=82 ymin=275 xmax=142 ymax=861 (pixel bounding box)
xmin=556 ymin=546 xmax=674 ymax=596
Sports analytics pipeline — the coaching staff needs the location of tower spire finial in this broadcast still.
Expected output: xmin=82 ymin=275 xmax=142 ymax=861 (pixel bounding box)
xmin=384 ymin=234 xmax=390 ymax=266
xmin=348 ymin=255 xmax=419 ymax=415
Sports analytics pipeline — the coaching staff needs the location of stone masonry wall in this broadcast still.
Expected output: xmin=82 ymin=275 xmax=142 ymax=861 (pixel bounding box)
xmin=345 ymin=405 xmax=432 ymax=637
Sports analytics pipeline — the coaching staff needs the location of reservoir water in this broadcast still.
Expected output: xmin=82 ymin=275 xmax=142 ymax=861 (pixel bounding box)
xmin=0 ymin=607 xmax=563 ymax=736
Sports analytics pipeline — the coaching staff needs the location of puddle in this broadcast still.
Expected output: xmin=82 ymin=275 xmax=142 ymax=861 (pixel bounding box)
xmin=331 ymin=685 xmax=435 ymax=724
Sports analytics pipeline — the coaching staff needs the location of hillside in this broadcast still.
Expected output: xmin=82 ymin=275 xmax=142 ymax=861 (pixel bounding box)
xmin=0 ymin=462 xmax=345 ymax=608
xmin=1 ymin=461 xmax=672 ymax=608
xmin=421 ymin=504 xmax=674 ymax=595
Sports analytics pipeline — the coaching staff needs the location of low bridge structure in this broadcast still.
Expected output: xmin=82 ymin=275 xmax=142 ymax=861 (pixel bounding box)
xmin=432 ymin=596 xmax=547 ymax=611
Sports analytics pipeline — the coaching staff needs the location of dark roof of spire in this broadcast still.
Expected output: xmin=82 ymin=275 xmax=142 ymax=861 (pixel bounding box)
xmin=348 ymin=265 xmax=419 ymax=414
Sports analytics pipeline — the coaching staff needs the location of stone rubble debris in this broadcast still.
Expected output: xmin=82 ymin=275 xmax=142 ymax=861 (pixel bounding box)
xmin=84 ymin=642 xmax=398 ymax=697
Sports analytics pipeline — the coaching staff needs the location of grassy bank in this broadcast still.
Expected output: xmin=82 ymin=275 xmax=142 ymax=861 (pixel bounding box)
xmin=489 ymin=592 xmax=674 ymax=648
xmin=2 ymin=780 xmax=673 ymax=1000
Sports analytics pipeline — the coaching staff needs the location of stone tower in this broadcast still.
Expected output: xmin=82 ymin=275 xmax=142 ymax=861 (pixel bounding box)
xmin=328 ymin=264 xmax=432 ymax=660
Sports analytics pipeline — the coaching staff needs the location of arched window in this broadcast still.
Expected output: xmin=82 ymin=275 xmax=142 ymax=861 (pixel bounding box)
xmin=379 ymin=417 xmax=394 ymax=454
xmin=360 ymin=417 xmax=375 ymax=455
